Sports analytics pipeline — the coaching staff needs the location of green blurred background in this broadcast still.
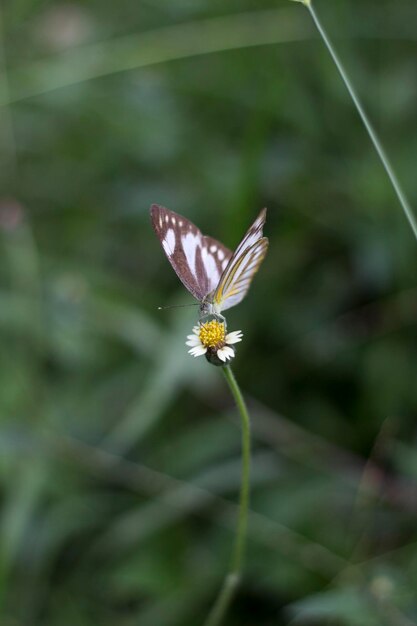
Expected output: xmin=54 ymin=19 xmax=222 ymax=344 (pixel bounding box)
xmin=1 ymin=0 xmax=417 ymax=624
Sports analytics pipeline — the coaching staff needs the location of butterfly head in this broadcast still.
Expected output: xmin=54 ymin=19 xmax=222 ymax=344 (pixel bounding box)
xmin=199 ymin=294 xmax=223 ymax=319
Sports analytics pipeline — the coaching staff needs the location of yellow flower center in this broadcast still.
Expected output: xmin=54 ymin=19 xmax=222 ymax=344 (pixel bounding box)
xmin=199 ymin=320 xmax=225 ymax=349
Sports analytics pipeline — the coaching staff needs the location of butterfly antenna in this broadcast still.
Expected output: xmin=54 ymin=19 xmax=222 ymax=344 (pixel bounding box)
xmin=157 ymin=303 xmax=200 ymax=310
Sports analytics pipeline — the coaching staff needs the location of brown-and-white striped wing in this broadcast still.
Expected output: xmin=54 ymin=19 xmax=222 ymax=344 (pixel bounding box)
xmin=150 ymin=204 xmax=233 ymax=301
xmin=213 ymin=208 xmax=268 ymax=311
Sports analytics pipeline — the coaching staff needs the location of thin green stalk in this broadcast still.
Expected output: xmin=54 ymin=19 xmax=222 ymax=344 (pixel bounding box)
xmin=203 ymin=365 xmax=251 ymax=626
xmin=291 ymin=0 xmax=417 ymax=242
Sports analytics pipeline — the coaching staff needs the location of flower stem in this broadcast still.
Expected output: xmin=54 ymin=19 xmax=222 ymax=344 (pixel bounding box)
xmin=300 ymin=0 xmax=417 ymax=242
xmin=203 ymin=365 xmax=251 ymax=626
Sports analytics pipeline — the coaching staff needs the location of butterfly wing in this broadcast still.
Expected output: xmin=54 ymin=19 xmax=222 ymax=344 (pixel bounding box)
xmin=213 ymin=208 xmax=268 ymax=311
xmin=150 ymin=204 xmax=233 ymax=301
xmin=227 ymin=208 xmax=267 ymax=263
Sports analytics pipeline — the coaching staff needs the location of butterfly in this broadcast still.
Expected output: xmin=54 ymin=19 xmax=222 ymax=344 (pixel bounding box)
xmin=150 ymin=204 xmax=268 ymax=317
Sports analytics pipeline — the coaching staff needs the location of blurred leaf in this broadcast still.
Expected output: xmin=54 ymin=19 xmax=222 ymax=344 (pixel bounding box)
xmin=288 ymin=586 xmax=381 ymax=626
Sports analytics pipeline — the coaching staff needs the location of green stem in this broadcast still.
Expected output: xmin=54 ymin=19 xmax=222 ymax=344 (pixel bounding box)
xmin=300 ymin=0 xmax=417 ymax=242
xmin=203 ymin=365 xmax=251 ymax=626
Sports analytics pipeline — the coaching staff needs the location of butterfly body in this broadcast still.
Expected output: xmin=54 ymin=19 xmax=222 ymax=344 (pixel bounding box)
xmin=150 ymin=204 xmax=268 ymax=317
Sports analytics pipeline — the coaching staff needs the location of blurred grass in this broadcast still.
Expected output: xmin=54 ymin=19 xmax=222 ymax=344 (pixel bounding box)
xmin=1 ymin=8 xmax=310 ymax=105
xmin=1 ymin=0 xmax=417 ymax=624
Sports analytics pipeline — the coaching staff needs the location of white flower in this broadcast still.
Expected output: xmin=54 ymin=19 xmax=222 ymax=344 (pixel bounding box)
xmin=186 ymin=320 xmax=243 ymax=363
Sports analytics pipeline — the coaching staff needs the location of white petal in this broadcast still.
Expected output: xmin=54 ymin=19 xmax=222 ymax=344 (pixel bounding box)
xmin=217 ymin=348 xmax=227 ymax=362
xmin=217 ymin=347 xmax=234 ymax=362
xmin=192 ymin=326 xmax=200 ymax=334
xmin=225 ymin=330 xmax=243 ymax=344
xmin=186 ymin=336 xmax=201 ymax=347
xmin=188 ymin=345 xmax=207 ymax=357
xmin=222 ymin=346 xmax=235 ymax=359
